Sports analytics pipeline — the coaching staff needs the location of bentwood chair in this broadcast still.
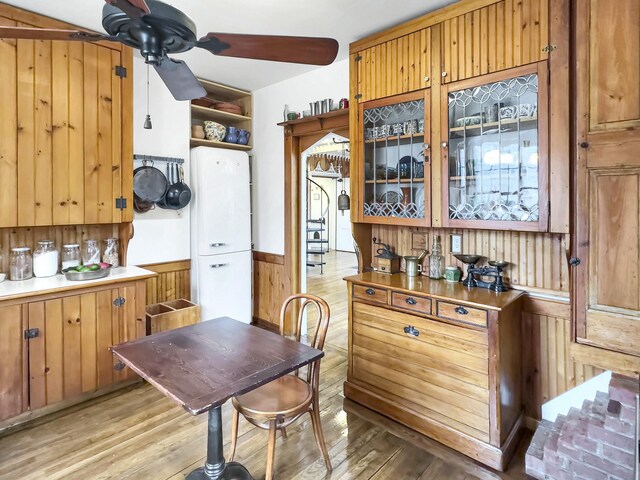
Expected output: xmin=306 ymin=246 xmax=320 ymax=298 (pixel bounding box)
xmin=228 ymin=293 xmax=332 ymax=480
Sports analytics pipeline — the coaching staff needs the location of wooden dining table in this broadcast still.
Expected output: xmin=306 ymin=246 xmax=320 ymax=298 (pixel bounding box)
xmin=110 ymin=317 xmax=324 ymax=480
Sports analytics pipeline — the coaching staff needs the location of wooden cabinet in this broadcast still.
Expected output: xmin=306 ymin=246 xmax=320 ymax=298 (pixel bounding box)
xmin=440 ymin=0 xmax=549 ymax=84
xmin=441 ymin=62 xmax=549 ymax=231
xmin=357 ymin=90 xmax=431 ymax=225
xmin=344 ymin=273 xmax=524 ymax=470
xmin=0 ymin=305 xmax=27 ymax=422
xmin=354 ymin=28 xmax=432 ymax=103
xmin=348 ymin=0 xmax=563 ymax=231
xmin=0 ymin=277 xmax=147 ymax=425
xmin=573 ymin=0 xmax=640 ymax=356
xmin=0 ymin=4 xmax=133 ymax=228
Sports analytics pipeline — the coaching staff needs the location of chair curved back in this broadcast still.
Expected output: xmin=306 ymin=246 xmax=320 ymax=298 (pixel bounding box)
xmin=279 ymin=293 xmax=331 ymax=386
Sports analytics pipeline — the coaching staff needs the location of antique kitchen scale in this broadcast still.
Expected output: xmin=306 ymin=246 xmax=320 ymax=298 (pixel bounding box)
xmin=453 ymin=254 xmax=509 ymax=292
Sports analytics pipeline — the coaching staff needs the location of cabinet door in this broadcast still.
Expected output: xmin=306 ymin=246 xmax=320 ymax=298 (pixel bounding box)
xmin=574 ymin=0 xmax=640 ymax=355
xmin=442 ymin=63 xmax=548 ymax=231
xmin=440 ymin=0 xmax=549 ymax=84
xmin=0 ymin=6 xmax=133 ymax=228
xmin=359 ymin=90 xmax=431 ymax=226
xmin=28 ymin=286 xmax=143 ymax=409
xmin=0 ymin=304 xmax=27 ymax=421
xmin=355 ymin=28 xmax=432 ymax=103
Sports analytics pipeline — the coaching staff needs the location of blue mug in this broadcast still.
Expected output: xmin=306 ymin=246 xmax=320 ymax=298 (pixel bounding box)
xmin=237 ymin=129 xmax=251 ymax=145
xmin=224 ymin=126 xmax=238 ymax=143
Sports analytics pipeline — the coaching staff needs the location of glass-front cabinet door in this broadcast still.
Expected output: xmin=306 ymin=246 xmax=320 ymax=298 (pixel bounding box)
xmin=442 ymin=63 xmax=548 ymax=231
xmin=360 ymin=90 xmax=430 ymax=225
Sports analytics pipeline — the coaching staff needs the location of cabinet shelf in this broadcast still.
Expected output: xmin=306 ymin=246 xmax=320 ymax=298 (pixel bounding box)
xmin=365 ymin=178 xmax=425 ymax=184
xmin=365 ymin=133 xmax=425 ymax=144
xmin=449 ymin=116 xmax=537 ymax=134
xmin=190 ymin=138 xmax=253 ymax=151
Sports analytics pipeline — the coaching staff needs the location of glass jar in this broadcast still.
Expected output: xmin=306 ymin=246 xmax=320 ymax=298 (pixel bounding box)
xmin=445 ymin=266 xmax=461 ymax=283
xmin=62 ymin=244 xmax=81 ymax=270
xmin=82 ymin=239 xmax=100 ymax=265
xmin=10 ymin=247 xmax=33 ymax=281
xmin=428 ymin=235 xmax=445 ymax=279
xmin=102 ymin=238 xmax=119 ymax=267
xmin=33 ymin=240 xmax=59 ymax=278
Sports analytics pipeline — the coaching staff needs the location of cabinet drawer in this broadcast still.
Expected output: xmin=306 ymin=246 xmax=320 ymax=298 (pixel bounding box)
xmin=436 ymin=301 xmax=488 ymax=327
xmin=353 ymin=285 xmax=387 ymax=304
xmin=391 ymin=292 xmax=431 ymax=315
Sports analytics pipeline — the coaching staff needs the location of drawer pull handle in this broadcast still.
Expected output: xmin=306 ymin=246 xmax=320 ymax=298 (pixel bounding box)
xmin=405 ymin=297 xmax=417 ymax=306
xmin=210 ymin=263 xmax=229 ymax=269
xmin=403 ymin=325 xmax=419 ymax=337
xmin=210 ymin=242 xmax=227 ymax=248
xmin=365 ymin=288 xmax=375 ymax=296
xmin=455 ymin=306 xmax=468 ymax=315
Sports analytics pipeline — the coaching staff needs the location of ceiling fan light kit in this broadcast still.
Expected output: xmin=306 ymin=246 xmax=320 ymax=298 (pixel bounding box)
xmin=0 ymin=0 xmax=339 ymax=101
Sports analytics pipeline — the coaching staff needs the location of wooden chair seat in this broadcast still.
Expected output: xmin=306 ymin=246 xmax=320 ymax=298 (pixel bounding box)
xmin=232 ymin=374 xmax=312 ymax=419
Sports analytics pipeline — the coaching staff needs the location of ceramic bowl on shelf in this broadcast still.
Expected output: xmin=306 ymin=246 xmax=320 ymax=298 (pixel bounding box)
xmin=455 ymin=114 xmax=484 ymax=127
xmin=203 ymin=121 xmax=226 ymax=142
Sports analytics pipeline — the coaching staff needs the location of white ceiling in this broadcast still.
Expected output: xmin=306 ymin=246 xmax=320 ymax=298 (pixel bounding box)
xmin=4 ymin=0 xmax=456 ymax=91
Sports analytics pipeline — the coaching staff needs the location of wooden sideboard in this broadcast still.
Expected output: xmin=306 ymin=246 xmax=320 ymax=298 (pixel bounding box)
xmin=344 ymin=272 xmax=524 ymax=471
xmin=0 ymin=267 xmax=155 ymax=429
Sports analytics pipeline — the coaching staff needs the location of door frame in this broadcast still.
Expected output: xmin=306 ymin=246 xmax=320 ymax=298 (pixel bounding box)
xmin=282 ymin=110 xmax=349 ymax=334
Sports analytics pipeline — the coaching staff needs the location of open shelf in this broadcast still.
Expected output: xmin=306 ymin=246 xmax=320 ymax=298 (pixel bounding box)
xmin=191 ymin=105 xmax=252 ymax=123
xmin=190 ymin=138 xmax=253 ymax=151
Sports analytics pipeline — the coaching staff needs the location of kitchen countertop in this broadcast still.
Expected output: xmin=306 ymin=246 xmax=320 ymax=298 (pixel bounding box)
xmin=0 ymin=266 xmax=157 ymax=302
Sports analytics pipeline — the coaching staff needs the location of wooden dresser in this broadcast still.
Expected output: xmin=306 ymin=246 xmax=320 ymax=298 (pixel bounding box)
xmin=344 ymin=273 xmax=524 ymax=471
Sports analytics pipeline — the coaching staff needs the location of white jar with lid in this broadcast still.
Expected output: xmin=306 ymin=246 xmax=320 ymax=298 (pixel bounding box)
xmin=33 ymin=240 xmax=59 ymax=278
xmin=10 ymin=247 xmax=33 ymax=281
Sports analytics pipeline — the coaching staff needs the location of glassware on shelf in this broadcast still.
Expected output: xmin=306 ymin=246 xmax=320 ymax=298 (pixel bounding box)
xmin=62 ymin=244 xmax=81 ymax=270
xmin=428 ymin=235 xmax=445 ymax=279
xmin=102 ymin=238 xmax=119 ymax=267
xmin=10 ymin=247 xmax=33 ymax=281
xmin=33 ymin=240 xmax=59 ymax=278
xmin=82 ymin=239 xmax=100 ymax=265
xmin=362 ymin=95 xmax=426 ymax=220
xmin=447 ymin=72 xmax=540 ymax=223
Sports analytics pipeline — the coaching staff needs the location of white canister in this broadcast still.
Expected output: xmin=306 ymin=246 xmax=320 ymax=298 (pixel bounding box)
xmin=33 ymin=240 xmax=59 ymax=278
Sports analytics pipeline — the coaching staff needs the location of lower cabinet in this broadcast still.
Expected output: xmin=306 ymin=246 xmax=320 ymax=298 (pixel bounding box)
xmin=0 ymin=281 xmax=145 ymax=422
xmin=344 ymin=273 xmax=524 ymax=471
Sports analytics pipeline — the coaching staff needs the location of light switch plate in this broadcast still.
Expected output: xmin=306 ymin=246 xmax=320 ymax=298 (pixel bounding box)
xmin=450 ymin=234 xmax=462 ymax=254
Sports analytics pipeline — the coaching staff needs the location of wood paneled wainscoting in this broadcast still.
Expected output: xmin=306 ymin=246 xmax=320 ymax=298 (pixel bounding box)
xmin=139 ymin=260 xmax=191 ymax=305
xmin=252 ymin=251 xmax=285 ymax=331
xmin=359 ymin=225 xmax=605 ymax=424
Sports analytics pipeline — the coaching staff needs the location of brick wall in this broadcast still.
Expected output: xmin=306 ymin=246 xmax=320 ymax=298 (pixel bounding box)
xmin=526 ymin=374 xmax=638 ymax=480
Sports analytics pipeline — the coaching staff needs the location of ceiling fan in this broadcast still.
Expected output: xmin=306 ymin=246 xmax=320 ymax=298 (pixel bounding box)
xmin=0 ymin=0 xmax=339 ymax=100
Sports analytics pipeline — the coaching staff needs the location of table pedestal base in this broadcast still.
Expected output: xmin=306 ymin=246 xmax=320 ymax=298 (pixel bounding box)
xmin=187 ymin=406 xmax=254 ymax=480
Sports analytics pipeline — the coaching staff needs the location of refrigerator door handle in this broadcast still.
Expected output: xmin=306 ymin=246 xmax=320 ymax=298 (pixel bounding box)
xmin=210 ymin=242 xmax=227 ymax=248
xmin=210 ymin=263 xmax=229 ymax=269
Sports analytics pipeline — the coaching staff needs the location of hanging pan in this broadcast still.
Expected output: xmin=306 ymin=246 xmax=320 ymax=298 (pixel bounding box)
xmin=133 ymin=160 xmax=168 ymax=203
xmin=165 ymin=163 xmax=192 ymax=210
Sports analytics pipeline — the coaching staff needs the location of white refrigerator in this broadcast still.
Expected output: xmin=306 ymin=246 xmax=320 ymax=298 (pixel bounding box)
xmin=190 ymin=147 xmax=252 ymax=323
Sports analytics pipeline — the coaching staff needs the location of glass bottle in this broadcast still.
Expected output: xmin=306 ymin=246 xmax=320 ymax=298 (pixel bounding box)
xmin=82 ymin=239 xmax=100 ymax=265
xmin=33 ymin=240 xmax=59 ymax=278
xmin=62 ymin=244 xmax=81 ymax=270
xmin=102 ymin=238 xmax=119 ymax=267
xmin=10 ymin=247 xmax=33 ymax=281
xmin=428 ymin=235 xmax=445 ymax=279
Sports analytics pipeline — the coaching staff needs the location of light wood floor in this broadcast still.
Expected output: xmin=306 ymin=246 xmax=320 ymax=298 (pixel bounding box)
xmin=0 ymin=251 xmax=530 ymax=480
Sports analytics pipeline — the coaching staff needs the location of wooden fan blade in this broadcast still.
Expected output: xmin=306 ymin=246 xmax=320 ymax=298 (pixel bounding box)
xmin=198 ymin=33 xmax=339 ymax=66
xmin=105 ymin=0 xmax=150 ymax=18
xmin=0 ymin=26 xmax=106 ymax=41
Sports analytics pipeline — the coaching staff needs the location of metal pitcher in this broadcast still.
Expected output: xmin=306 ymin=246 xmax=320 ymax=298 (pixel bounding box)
xmin=404 ymin=250 xmax=427 ymax=277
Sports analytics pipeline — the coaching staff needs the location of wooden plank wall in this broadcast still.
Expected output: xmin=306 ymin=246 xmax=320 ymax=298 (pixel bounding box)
xmin=0 ymin=225 xmax=120 ymax=273
xmin=440 ymin=0 xmax=549 ymax=84
xmin=371 ymin=226 xmax=570 ymax=293
xmin=253 ymin=251 xmax=285 ymax=329
xmin=139 ymin=260 xmax=191 ymax=305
